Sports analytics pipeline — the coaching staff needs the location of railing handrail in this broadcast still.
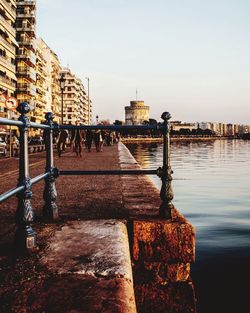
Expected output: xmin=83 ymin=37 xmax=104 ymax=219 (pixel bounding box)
xmin=0 ymin=116 xmax=163 ymax=131
xmin=0 ymin=102 xmax=174 ymax=253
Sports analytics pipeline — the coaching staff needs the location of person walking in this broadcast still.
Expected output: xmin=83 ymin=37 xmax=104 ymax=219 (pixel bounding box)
xmin=57 ymin=129 xmax=68 ymax=157
xmin=73 ymin=128 xmax=84 ymax=157
xmin=93 ymin=129 xmax=103 ymax=152
xmin=85 ymin=129 xmax=93 ymax=152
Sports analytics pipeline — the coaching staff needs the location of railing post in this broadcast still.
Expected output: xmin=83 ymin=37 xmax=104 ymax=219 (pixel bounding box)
xmin=43 ymin=112 xmax=59 ymax=220
xmin=159 ymin=112 xmax=174 ymax=219
xmin=15 ymin=102 xmax=36 ymax=251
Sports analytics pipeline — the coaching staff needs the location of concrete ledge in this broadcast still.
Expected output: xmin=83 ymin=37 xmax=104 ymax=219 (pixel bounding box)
xmin=132 ymin=218 xmax=195 ymax=284
xmin=132 ymin=219 xmax=195 ymax=264
xmin=118 ymin=142 xmax=196 ymax=312
xmin=37 ymin=220 xmax=137 ymax=313
xmin=135 ymin=282 xmax=196 ymax=313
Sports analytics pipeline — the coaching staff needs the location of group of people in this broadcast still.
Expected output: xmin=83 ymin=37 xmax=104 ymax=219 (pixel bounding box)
xmin=56 ymin=129 xmax=119 ymax=157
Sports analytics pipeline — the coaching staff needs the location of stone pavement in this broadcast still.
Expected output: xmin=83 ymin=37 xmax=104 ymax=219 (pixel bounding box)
xmin=0 ymin=142 xmax=195 ymax=313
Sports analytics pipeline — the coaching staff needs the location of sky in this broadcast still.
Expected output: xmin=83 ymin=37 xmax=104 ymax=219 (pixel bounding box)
xmin=37 ymin=0 xmax=250 ymax=124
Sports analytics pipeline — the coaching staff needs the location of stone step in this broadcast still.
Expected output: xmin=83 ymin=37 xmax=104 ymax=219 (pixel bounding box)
xmin=30 ymin=220 xmax=137 ymax=313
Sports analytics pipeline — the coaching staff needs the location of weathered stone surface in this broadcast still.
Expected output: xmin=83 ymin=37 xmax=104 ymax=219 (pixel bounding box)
xmin=28 ymin=275 xmax=136 ymax=313
xmin=132 ymin=219 xmax=195 ymax=263
xmin=135 ymin=281 xmax=196 ymax=313
xmin=41 ymin=220 xmax=132 ymax=279
xmin=133 ymin=262 xmax=190 ymax=284
xmin=119 ymin=142 xmax=196 ymax=312
xmin=39 ymin=220 xmax=137 ymax=313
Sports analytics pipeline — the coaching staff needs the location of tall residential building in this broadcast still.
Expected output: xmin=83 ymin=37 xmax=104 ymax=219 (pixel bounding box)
xmin=171 ymin=121 xmax=197 ymax=132
xmin=50 ymin=51 xmax=61 ymax=123
xmin=60 ymin=68 xmax=77 ymax=125
xmin=35 ymin=38 xmax=52 ymax=123
xmin=76 ymin=77 xmax=89 ymax=124
xmin=16 ymin=0 xmax=36 ymax=118
xmin=0 ymin=0 xmax=17 ymax=118
xmin=60 ymin=68 xmax=91 ymax=125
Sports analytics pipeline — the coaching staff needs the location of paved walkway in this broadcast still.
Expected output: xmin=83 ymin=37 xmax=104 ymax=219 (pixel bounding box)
xmin=0 ymin=142 xmax=162 ymax=313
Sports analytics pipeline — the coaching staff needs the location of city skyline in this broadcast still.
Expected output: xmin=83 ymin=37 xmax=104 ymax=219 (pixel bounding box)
xmin=37 ymin=0 xmax=250 ymax=124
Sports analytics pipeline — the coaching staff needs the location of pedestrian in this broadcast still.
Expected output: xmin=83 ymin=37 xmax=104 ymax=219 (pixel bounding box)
xmin=57 ymin=129 xmax=68 ymax=157
xmin=85 ymin=129 xmax=93 ymax=152
xmin=73 ymin=128 xmax=84 ymax=157
xmin=11 ymin=134 xmax=19 ymax=157
xmin=93 ymin=129 xmax=103 ymax=152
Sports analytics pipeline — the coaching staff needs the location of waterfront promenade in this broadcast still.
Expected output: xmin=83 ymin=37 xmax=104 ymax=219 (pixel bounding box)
xmin=0 ymin=143 xmax=195 ymax=313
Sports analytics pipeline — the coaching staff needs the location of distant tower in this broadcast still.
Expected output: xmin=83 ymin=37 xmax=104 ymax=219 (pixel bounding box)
xmin=125 ymin=100 xmax=150 ymax=125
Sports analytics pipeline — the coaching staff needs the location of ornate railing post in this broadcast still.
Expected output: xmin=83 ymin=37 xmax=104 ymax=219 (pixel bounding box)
xmin=15 ymin=102 xmax=36 ymax=251
xmin=159 ymin=112 xmax=174 ymax=219
xmin=43 ymin=112 xmax=59 ymax=220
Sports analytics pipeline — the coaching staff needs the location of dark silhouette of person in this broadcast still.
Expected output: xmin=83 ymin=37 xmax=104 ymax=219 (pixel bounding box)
xmin=85 ymin=129 xmax=93 ymax=152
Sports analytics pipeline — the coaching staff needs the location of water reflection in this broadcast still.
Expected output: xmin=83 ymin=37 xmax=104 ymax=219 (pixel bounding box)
xmin=126 ymin=139 xmax=250 ymax=313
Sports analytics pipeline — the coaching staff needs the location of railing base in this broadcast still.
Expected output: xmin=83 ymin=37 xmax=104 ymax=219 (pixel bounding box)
xmin=14 ymin=225 xmax=36 ymax=252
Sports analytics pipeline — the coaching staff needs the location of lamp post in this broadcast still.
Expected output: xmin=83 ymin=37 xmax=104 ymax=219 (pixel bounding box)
xmin=85 ymin=77 xmax=90 ymax=125
xmin=59 ymin=73 xmax=66 ymax=125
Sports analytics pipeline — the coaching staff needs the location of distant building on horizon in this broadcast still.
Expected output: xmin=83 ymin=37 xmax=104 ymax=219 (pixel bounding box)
xmin=125 ymin=100 xmax=149 ymax=125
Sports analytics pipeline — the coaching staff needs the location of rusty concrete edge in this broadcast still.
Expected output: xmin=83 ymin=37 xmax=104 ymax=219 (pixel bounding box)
xmin=118 ymin=142 xmax=195 ymax=225
xmin=118 ymin=142 xmax=196 ymax=263
xmin=38 ymin=219 xmax=138 ymax=312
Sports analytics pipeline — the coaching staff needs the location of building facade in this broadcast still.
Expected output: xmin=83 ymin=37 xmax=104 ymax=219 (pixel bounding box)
xmin=76 ymin=77 xmax=89 ymax=124
xmin=0 ymin=0 xmax=17 ymax=118
xmin=125 ymin=100 xmax=149 ymax=125
xmin=50 ymin=50 xmax=61 ymax=123
xmin=16 ymin=0 xmax=36 ymax=117
xmin=35 ymin=38 xmax=52 ymax=123
xmin=171 ymin=121 xmax=197 ymax=132
xmin=60 ymin=68 xmax=91 ymax=125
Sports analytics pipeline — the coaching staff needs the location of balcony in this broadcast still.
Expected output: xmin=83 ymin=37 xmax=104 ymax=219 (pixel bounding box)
xmin=2 ymin=0 xmax=16 ymax=19
xmin=0 ymin=35 xmax=16 ymax=52
xmin=0 ymin=75 xmax=16 ymax=88
xmin=17 ymin=66 xmax=36 ymax=82
xmin=18 ymin=38 xmax=35 ymax=46
xmin=0 ymin=55 xmax=16 ymax=72
xmin=0 ymin=15 xmax=15 ymax=37
xmin=17 ymin=82 xmax=36 ymax=96
xmin=17 ymin=0 xmax=36 ymax=7
xmin=36 ymin=94 xmax=46 ymax=104
xmin=17 ymin=50 xmax=36 ymax=65
xmin=16 ymin=10 xmax=35 ymax=19
xmin=16 ymin=23 xmax=35 ymax=33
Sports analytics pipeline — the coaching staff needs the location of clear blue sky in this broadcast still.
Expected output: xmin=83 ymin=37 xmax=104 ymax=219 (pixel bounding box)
xmin=37 ymin=0 xmax=250 ymax=124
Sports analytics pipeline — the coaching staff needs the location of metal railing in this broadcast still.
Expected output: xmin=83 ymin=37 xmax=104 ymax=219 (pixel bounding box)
xmin=0 ymin=102 xmax=174 ymax=252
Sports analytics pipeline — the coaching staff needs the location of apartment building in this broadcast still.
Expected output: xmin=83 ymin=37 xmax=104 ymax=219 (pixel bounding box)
xmin=76 ymin=77 xmax=89 ymax=125
xmin=60 ymin=68 xmax=91 ymax=125
xmin=171 ymin=121 xmax=197 ymax=132
xmin=16 ymin=0 xmax=36 ymax=118
xmin=35 ymin=37 xmax=52 ymax=123
xmin=0 ymin=0 xmax=17 ymax=118
xmin=50 ymin=50 xmax=61 ymax=123
xmin=60 ymin=68 xmax=78 ymax=125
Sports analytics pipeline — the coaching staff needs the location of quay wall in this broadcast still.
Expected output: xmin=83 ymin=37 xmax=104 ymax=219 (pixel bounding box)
xmin=122 ymin=136 xmax=229 ymax=143
xmin=118 ymin=142 xmax=196 ymax=313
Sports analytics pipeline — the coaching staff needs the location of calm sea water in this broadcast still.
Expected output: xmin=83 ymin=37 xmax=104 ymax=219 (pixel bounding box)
xmin=126 ymin=139 xmax=250 ymax=313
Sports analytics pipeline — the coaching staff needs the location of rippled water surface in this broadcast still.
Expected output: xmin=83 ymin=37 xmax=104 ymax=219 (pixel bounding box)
xmin=126 ymin=139 xmax=250 ymax=313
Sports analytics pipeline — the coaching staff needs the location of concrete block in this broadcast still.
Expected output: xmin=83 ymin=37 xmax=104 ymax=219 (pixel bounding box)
xmin=39 ymin=220 xmax=137 ymax=313
xmin=132 ymin=218 xmax=195 ymax=264
xmin=135 ymin=281 xmax=196 ymax=313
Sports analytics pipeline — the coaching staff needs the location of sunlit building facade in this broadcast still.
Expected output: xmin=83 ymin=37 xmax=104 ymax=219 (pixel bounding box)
xmin=35 ymin=38 xmax=52 ymax=123
xmin=60 ymin=68 xmax=91 ymax=125
xmin=16 ymin=0 xmax=36 ymax=118
xmin=0 ymin=0 xmax=17 ymax=118
xmin=50 ymin=51 xmax=61 ymax=123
